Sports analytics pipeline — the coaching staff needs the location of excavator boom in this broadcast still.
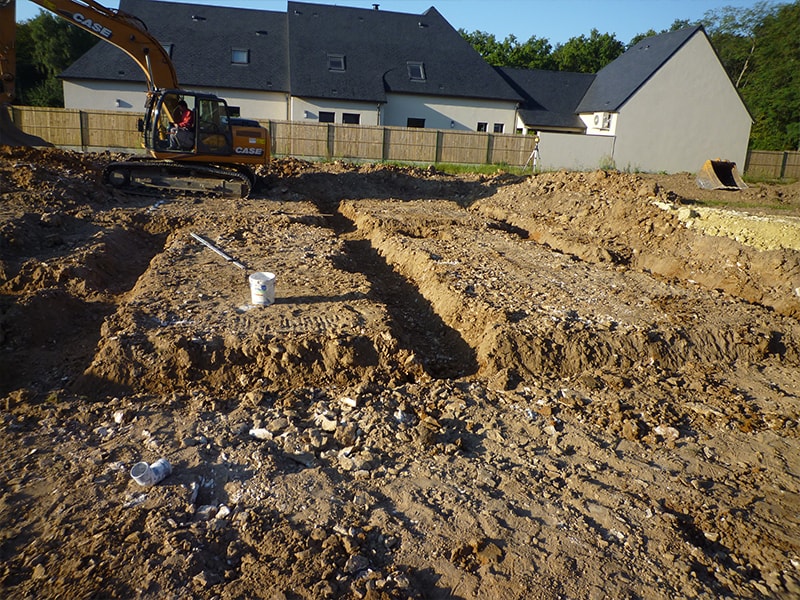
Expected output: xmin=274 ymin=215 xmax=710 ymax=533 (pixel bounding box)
xmin=2 ymin=0 xmax=177 ymax=102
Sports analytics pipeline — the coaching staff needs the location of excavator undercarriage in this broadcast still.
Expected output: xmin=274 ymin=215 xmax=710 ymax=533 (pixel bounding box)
xmin=103 ymin=158 xmax=254 ymax=198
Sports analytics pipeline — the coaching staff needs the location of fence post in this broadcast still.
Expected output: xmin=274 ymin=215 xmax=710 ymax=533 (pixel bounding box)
xmin=780 ymin=152 xmax=789 ymax=179
xmin=486 ymin=134 xmax=493 ymax=165
xmin=382 ymin=126 xmax=388 ymax=162
xmin=326 ymin=123 xmax=334 ymax=160
xmin=79 ymin=111 xmax=90 ymax=150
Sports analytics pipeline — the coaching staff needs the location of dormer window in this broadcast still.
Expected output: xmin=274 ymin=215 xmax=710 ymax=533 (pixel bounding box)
xmin=231 ymin=48 xmax=250 ymax=65
xmin=407 ymin=61 xmax=425 ymax=81
xmin=328 ymin=54 xmax=346 ymax=72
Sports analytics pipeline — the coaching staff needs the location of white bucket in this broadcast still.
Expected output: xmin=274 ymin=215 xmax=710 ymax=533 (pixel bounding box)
xmin=249 ymin=272 xmax=276 ymax=306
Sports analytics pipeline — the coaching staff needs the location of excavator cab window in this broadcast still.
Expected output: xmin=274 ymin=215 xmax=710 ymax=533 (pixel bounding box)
xmin=196 ymin=98 xmax=233 ymax=155
xmin=147 ymin=93 xmax=232 ymax=155
xmin=149 ymin=92 xmax=191 ymax=151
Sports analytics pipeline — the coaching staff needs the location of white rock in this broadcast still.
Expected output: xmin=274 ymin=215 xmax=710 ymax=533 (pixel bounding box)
xmin=249 ymin=428 xmax=272 ymax=440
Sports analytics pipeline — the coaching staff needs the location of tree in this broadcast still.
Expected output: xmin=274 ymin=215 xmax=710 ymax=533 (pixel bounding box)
xmin=627 ymin=20 xmax=692 ymax=48
xmin=461 ymin=27 xmax=624 ymax=73
xmin=15 ymin=11 xmax=98 ymax=106
xmin=740 ymin=1 xmax=800 ymax=150
xmin=700 ymin=2 xmax=774 ymax=89
xmin=551 ymin=29 xmax=624 ymax=73
xmin=459 ymin=29 xmax=554 ymax=70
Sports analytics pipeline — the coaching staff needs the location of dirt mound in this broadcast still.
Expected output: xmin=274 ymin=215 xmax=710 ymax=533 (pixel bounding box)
xmin=2 ymin=149 xmax=800 ymax=599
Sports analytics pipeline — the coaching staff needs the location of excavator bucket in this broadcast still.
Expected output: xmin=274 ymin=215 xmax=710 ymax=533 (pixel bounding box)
xmin=696 ymin=159 xmax=747 ymax=190
xmin=0 ymin=104 xmax=52 ymax=147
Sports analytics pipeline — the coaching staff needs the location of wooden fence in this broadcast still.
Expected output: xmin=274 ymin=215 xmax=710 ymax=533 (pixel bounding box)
xmin=6 ymin=106 xmax=538 ymax=167
xmin=745 ymin=150 xmax=800 ymax=179
xmin=5 ymin=106 xmax=798 ymax=176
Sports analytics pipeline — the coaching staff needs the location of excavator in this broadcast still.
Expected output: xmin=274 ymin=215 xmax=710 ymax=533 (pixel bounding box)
xmin=0 ymin=0 xmax=270 ymax=197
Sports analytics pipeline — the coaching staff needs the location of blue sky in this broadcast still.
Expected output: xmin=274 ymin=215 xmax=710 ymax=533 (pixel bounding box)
xmin=16 ymin=0 xmax=765 ymax=45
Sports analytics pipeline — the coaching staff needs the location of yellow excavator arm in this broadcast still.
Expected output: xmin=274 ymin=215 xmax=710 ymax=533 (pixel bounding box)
xmin=1 ymin=0 xmax=178 ymax=104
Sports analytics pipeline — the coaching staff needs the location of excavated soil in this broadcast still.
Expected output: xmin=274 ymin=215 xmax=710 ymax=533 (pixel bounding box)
xmin=2 ymin=146 xmax=800 ymax=600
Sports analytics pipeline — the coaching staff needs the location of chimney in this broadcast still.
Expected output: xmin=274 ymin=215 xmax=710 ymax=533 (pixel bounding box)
xmin=373 ymin=4 xmax=379 ymax=10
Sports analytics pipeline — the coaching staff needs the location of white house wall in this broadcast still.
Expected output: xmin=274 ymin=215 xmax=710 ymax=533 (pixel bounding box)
xmin=383 ymin=94 xmax=517 ymax=132
xmin=63 ymin=80 xmax=288 ymax=122
xmin=580 ymin=112 xmax=617 ymax=136
xmin=536 ymin=132 xmax=616 ymax=171
xmin=63 ymin=80 xmax=150 ymax=112
xmin=205 ymin=90 xmax=288 ymax=122
xmin=290 ymin=98 xmax=381 ymax=126
xmin=612 ymin=33 xmax=751 ymax=172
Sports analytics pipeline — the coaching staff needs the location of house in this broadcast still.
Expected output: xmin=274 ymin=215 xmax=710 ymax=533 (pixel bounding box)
xmin=60 ymin=0 xmax=522 ymax=133
xmin=59 ymin=1 xmax=751 ymax=173
xmin=499 ymin=26 xmax=752 ymax=172
xmin=60 ymin=0 xmax=292 ymax=121
xmin=495 ymin=68 xmax=594 ymax=135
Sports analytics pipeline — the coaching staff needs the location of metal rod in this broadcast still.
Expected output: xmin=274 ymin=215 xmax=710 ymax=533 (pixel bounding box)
xmin=190 ymin=232 xmax=247 ymax=270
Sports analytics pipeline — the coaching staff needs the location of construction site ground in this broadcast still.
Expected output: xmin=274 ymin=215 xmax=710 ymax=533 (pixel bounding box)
xmin=1 ymin=146 xmax=800 ymax=600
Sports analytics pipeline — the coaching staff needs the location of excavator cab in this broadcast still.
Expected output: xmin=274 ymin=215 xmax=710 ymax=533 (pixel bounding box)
xmin=144 ymin=90 xmax=232 ymax=156
xmin=141 ymin=89 xmax=269 ymax=166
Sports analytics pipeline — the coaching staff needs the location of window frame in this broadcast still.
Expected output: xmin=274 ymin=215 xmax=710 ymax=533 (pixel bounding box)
xmin=342 ymin=113 xmax=360 ymax=125
xmin=477 ymin=122 xmax=488 ymax=132
xmin=231 ymin=48 xmax=250 ymax=65
xmin=319 ymin=111 xmax=335 ymax=123
xmin=328 ymin=53 xmax=346 ymax=72
xmin=407 ymin=61 xmax=426 ymax=82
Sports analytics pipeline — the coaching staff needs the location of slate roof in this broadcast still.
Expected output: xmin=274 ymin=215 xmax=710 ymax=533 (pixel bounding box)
xmin=576 ymin=26 xmax=703 ymax=113
xmin=286 ymin=1 xmax=519 ymax=102
xmin=495 ymin=67 xmax=594 ymax=130
xmin=61 ymin=0 xmax=520 ymax=104
xmin=61 ymin=0 xmax=290 ymax=91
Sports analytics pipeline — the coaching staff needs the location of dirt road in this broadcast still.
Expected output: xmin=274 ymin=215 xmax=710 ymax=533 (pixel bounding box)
xmin=2 ymin=146 xmax=800 ymax=599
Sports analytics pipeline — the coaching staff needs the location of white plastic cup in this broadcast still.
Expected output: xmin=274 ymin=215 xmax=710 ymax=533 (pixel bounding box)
xmin=130 ymin=458 xmax=172 ymax=487
xmin=249 ymin=272 xmax=276 ymax=306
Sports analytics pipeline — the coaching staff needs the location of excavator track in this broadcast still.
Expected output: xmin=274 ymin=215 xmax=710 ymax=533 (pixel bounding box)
xmin=102 ymin=159 xmax=253 ymax=198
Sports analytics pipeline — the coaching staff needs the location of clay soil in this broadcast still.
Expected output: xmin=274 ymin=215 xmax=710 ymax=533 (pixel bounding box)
xmin=2 ymin=146 xmax=800 ymax=600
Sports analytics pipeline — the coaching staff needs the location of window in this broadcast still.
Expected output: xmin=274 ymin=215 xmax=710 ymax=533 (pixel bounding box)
xmin=493 ymin=123 xmax=504 ymax=133
xmin=227 ymin=106 xmax=241 ymax=118
xmin=328 ymin=54 xmax=345 ymax=71
xmin=407 ymin=61 xmax=426 ymax=81
xmin=231 ymin=48 xmax=250 ymax=65
xmin=407 ymin=118 xmax=425 ymax=128
xmin=319 ymin=111 xmax=335 ymax=123
xmin=477 ymin=122 xmax=487 ymax=132
xmin=342 ymin=113 xmax=360 ymax=125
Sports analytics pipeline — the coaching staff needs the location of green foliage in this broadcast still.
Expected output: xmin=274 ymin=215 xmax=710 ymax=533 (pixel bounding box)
xmin=459 ymin=29 xmax=555 ymax=70
xmin=461 ymin=26 xmax=624 ymax=73
xmin=15 ymin=11 xmax=98 ymax=106
xmin=598 ymin=155 xmax=616 ymax=171
xmin=551 ymin=29 xmax=625 ymax=73
xmin=741 ymin=1 xmax=800 ymax=150
xmin=25 ymin=77 xmax=64 ymax=107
